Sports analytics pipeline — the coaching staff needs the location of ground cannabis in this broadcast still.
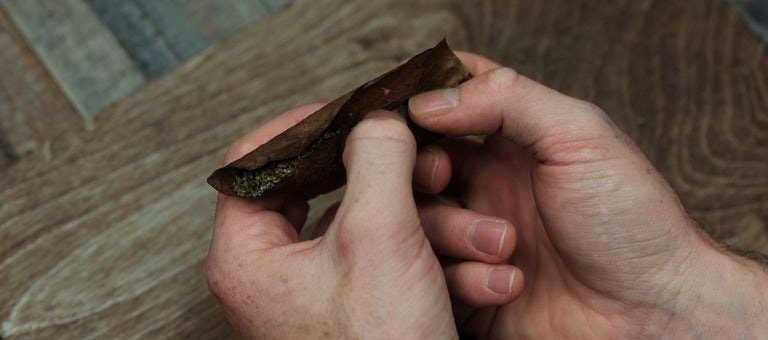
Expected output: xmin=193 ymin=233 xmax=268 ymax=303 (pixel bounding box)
xmin=232 ymin=129 xmax=347 ymax=197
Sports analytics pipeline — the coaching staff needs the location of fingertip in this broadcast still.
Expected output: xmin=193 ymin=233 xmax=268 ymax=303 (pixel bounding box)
xmin=408 ymin=88 xmax=459 ymax=124
xmin=444 ymin=262 xmax=524 ymax=308
xmin=413 ymin=145 xmax=452 ymax=194
xmin=342 ymin=109 xmax=416 ymax=175
xmin=498 ymin=219 xmax=517 ymax=260
xmin=486 ymin=266 xmax=524 ymax=298
xmin=419 ymin=200 xmax=516 ymax=263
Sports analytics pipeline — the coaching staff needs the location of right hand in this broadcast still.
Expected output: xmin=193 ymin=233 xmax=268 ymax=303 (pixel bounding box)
xmin=405 ymin=52 xmax=768 ymax=338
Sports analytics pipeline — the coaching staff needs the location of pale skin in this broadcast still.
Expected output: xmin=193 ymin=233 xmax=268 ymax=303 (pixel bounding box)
xmin=206 ymin=52 xmax=768 ymax=339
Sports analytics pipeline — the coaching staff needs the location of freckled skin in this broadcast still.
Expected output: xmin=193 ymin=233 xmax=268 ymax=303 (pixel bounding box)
xmin=208 ymin=111 xmax=458 ymax=340
xmin=405 ymin=53 xmax=768 ymax=338
xmin=210 ymin=50 xmax=768 ymax=340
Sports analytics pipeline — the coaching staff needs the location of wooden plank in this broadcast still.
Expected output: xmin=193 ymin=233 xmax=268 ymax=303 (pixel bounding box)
xmin=132 ymin=0 xmax=209 ymax=60
xmin=0 ymin=0 xmax=766 ymax=338
xmin=0 ymin=100 xmax=34 ymax=167
xmin=86 ymin=0 xmax=271 ymax=78
xmin=453 ymin=0 xmax=768 ymax=254
xmin=0 ymin=1 xmax=452 ymax=337
xmin=85 ymin=0 xmax=182 ymax=79
xmin=0 ymin=0 xmax=145 ymax=117
xmin=0 ymin=7 xmax=83 ymax=171
xmin=728 ymin=0 xmax=768 ymax=44
xmin=176 ymin=0 xmax=269 ymax=41
xmin=260 ymin=0 xmax=293 ymax=11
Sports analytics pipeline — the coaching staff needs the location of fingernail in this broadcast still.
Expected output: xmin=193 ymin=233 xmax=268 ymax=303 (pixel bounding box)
xmin=469 ymin=220 xmax=507 ymax=256
xmin=487 ymin=268 xmax=516 ymax=294
xmin=414 ymin=148 xmax=439 ymax=191
xmin=409 ymin=88 xmax=459 ymax=118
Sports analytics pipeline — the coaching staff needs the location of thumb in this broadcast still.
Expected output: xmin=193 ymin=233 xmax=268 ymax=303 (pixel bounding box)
xmin=328 ymin=110 xmax=422 ymax=252
xmin=409 ymin=66 xmax=620 ymax=165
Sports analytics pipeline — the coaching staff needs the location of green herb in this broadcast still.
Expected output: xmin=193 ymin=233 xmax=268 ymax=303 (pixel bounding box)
xmin=232 ymin=128 xmax=348 ymax=197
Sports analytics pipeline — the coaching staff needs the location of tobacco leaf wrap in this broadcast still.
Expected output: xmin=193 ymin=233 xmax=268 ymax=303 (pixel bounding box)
xmin=207 ymin=39 xmax=472 ymax=198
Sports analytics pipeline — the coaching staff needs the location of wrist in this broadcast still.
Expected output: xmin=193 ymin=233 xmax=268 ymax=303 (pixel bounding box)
xmin=647 ymin=239 xmax=768 ymax=338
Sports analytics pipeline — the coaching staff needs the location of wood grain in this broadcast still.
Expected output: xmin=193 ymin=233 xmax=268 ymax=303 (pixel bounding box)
xmin=260 ymin=0 xmax=293 ymax=11
xmin=728 ymin=0 xmax=768 ymax=44
xmin=176 ymin=0 xmax=269 ymax=41
xmin=0 ymin=1 xmax=455 ymax=337
xmin=85 ymin=0 xmax=185 ymax=79
xmin=450 ymin=0 xmax=768 ymax=256
xmin=85 ymin=0 xmax=272 ymax=79
xmin=0 ymin=8 xmax=84 ymax=172
xmin=128 ymin=0 xmax=210 ymax=60
xmin=0 ymin=0 xmax=766 ymax=338
xmin=0 ymin=0 xmax=146 ymax=118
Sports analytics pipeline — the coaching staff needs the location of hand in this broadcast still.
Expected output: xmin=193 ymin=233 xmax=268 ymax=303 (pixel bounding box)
xmin=206 ymin=107 xmax=458 ymax=339
xmin=407 ymin=52 xmax=768 ymax=338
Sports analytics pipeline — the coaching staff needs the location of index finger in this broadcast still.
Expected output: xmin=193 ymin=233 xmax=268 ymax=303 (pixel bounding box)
xmin=454 ymin=51 xmax=502 ymax=74
xmin=408 ymin=55 xmax=617 ymax=165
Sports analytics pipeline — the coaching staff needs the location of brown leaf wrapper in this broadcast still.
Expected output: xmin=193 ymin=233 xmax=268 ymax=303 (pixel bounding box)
xmin=207 ymin=39 xmax=472 ymax=198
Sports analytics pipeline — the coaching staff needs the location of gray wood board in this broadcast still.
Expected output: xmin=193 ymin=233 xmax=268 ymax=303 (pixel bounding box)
xmin=0 ymin=0 xmax=146 ymax=118
xmin=0 ymin=0 xmax=766 ymax=338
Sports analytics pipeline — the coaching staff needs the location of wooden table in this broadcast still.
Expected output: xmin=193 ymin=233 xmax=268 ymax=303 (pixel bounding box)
xmin=1 ymin=0 xmax=766 ymax=338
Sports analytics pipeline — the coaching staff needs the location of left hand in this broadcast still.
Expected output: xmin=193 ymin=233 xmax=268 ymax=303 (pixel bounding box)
xmin=206 ymin=106 xmax=493 ymax=339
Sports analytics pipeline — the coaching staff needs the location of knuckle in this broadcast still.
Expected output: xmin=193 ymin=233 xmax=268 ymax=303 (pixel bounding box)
xmin=347 ymin=115 xmax=416 ymax=148
xmin=573 ymin=99 xmax=609 ymax=119
xmin=570 ymin=101 xmax=617 ymax=136
xmin=205 ymin=254 xmax=260 ymax=308
xmin=483 ymin=67 xmax=522 ymax=94
xmin=204 ymin=256 xmax=231 ymax=303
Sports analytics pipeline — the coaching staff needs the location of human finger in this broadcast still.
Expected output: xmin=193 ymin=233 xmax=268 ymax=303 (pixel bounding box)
xmin=432 ymin=137 xmax=482 ymax=197
xmin=210 ymin=195 xmax=299 ymax=265
xmin=419 ymin=196 xmax=515 ymax=262
xmin=443 ymin=261 xmax=524 ymax=307
xmin=409 ymin=66 xmax=619 ymax=165
xmin=332 ymin=110 xmax=420 ymax=247
xmin=413 ymin=145 xmax=452 ymax=194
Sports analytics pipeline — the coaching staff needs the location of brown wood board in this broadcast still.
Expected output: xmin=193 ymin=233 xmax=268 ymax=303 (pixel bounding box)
xmin=0 ymin=9 xmax=84 ymax=174
xmin=0 ymin=0 xmax=766 ymax=338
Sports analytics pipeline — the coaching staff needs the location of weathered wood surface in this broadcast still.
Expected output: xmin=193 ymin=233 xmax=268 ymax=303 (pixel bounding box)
xmin=85 ymin=0 xmax=198 ymax=79
xmin=0 ymin=0 xmax=291 ymax=171
xmin=449 ymin=0 xmax=768 ymax=255
xmin=0 ymin=0 xmax=146 ymax=118
xmin=0 ymin=0 xmax=290 ymax=118
xmin=728 ymin=0 xmax=768 ymax=44
xmin=173 ymin=0 xmax=270 ymax=41
xmin=0 ymin=0 xmax=766 ymax=338
xmin=0 ymin=9 xmax=84 ymax=172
